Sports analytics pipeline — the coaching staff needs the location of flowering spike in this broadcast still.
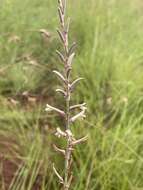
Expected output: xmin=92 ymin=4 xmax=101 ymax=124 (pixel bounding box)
xmin=46 ymin=0 xmax=87 ymax=189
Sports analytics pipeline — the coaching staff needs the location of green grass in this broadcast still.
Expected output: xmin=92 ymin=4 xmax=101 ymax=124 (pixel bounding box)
xmin=0 ymin=0 xmax=143 ymax=189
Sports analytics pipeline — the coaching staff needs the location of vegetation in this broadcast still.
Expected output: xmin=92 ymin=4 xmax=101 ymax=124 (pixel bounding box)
xmin=0 ymin=0 xmax=143 ymax=189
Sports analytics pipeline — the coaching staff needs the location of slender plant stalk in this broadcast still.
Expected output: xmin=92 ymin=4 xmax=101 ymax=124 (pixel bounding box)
xmin=46 ymin=0 xmax=87 ymax=189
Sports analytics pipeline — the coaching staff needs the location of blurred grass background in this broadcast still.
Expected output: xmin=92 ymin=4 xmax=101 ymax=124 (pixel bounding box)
xmin=0 ymin=0 xmax=143 ymax=189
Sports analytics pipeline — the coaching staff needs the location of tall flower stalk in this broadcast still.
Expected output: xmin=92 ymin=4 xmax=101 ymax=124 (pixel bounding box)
xmin=46 ymin=0 xmax=87 ymax=189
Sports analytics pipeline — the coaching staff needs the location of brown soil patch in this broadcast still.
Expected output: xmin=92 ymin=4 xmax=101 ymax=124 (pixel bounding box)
xmin=0 ymin=136 xmax=42 ymax=190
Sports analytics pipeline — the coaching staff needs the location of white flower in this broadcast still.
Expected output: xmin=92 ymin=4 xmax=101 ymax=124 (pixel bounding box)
xmin=45 ymin=104 xmax=65 ymax=117
xmin=55 ymin=127 xmax=66 ymax=138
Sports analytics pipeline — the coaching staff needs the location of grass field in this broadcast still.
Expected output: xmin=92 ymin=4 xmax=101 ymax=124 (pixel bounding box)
xmin=0 ymin=0 xmax=143 ymax=189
